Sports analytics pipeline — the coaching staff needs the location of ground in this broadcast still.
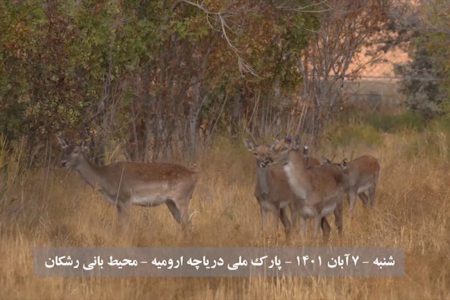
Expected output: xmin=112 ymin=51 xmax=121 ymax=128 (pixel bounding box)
xmin=0 ymin=129 xmax=448 ymax=299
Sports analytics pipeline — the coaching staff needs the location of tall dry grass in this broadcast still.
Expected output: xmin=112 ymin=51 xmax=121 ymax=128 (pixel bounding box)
xmin=0 ymin=128 xmax=449 ymax=299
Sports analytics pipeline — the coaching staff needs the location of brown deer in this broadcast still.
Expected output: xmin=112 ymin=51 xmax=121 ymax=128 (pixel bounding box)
xmin=244 ymin=139 xmax=332 ymax=239
xmin=57 ymin=136 xmax=197 ymax=229
xmin=339 ymin=155 xmax=380 ymax=213
xmin=281 ymin=148 xmax=346 ymax=237
xmin=270 ymin=137 xmax=320 ymax=168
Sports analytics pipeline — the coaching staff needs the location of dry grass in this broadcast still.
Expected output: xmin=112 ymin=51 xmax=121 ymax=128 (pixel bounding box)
xmin=0 ymin=132 xmax=449 ymax=300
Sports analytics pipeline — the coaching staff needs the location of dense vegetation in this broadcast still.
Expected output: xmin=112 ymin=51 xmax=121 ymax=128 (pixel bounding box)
xmin=0 ymin=2 xmax=449 ymax=299
xmin=0 ymin=0 xmax=395 ymax=163
xmin=396 ymin=0 xmax=450 ymax=119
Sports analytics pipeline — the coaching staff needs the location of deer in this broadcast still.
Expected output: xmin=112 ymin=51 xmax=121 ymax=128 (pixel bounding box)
xmin=338 ymin=155 xmax=380 ymax=213
xmin=280 ymin=147 xmax=346 ymax=237
xmin=270 ymin=136 xmax=320 ymax=168
xmin=244 ymin=138 xmax=332 ymax=240
xmin=57 ymin=136 xmax=197 ymax=230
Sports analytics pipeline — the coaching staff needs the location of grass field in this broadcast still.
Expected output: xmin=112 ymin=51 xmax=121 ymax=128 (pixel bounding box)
xmin=0 ymin=124 xmax=449 ymax=299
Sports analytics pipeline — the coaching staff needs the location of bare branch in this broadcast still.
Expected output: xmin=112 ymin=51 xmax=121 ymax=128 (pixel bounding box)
xmin=178 ymin=0 xmax=260 ymax=77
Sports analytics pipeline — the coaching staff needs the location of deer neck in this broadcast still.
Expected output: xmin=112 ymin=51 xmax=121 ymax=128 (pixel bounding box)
xmin=256 ymin=165 xmax=270 ymax=195
xmin=283 ymin=152 xmax=310 ymax=199
xmin=75 ymin=155 xmax=106 ymax=190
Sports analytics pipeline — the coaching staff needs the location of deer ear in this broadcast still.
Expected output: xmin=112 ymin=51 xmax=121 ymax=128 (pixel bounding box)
xmin=243 ymin=139 xmax=255 ymax=152
xmin=56 ymin=134 xmax=69 ymax=150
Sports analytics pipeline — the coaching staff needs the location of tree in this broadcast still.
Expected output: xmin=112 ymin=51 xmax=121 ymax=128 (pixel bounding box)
xmin=296 ymin=0 xmax=394 ymax=140
xmin=396 ymin=0 xmax=450 ymax=119
xmin=0 ymin=0 xmax=319 ymax=163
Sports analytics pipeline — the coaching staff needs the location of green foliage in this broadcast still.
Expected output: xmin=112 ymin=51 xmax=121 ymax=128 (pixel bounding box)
xmin=367 ymin=111 xmax=425 ymax=133
xmin=0 ymin=0 xmax=169 ymax=142
xmin=431 ymin=113 xmax=450 ymax=133
xmin=396 ymin=0 xmax=450 ymax=119
xmin=327 ymin=110 xmax=449 ymax=160
xmin=0 ymin=0 xmax=319 ymax=161
xmin=324 ymin=122 xmax=383 ymax=148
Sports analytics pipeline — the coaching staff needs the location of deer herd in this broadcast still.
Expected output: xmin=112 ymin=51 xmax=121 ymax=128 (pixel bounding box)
xmin=244 ymin=137 xmax=380 ymax=241
xmin=57 ymin=135 xmax=380 ymax=241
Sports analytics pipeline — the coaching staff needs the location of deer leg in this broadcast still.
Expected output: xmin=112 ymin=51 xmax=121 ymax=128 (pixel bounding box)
xmin=299 ymin=217 xmax=307 ymax=239
xmin=179 ymin=200 xmax=192 ymax=231
xmin=368 ymin=185 xmax=377 ymax=207
xmin=259 ymin=206 xmax=268 ymax=232
xmin=167 ymin=199 xmax=192 ymax=231
xmin=313 ymin=216 xmax=321 ymax=238
xmin=348 ymin=190 xmax=357 ymax=215
xmin=321 ymin=217 xmax=331 ymax=242
xmin=290 ymin=203 xmax=298 ymax=229
xmin=166 ymin=200 xmax=182 ymax=224
xmin=290 ymin=203 xmax=306 ymax=238
xmin=116 ymin=201 xmax=130 ymax=231
xmin=334 ymin=201 xmax=344 ymax=236
xmin=358 ymin=192 xmax=369 ymax=207
xmin=168 ymin=199 xmax=192 ymax=232
xmin=267 ymin=204 xmax=280 ymax=232
xmin=279 ymin=206 xmax=292 ymax=239
xmin=275 ymin=208 xmax=281 ymax=232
